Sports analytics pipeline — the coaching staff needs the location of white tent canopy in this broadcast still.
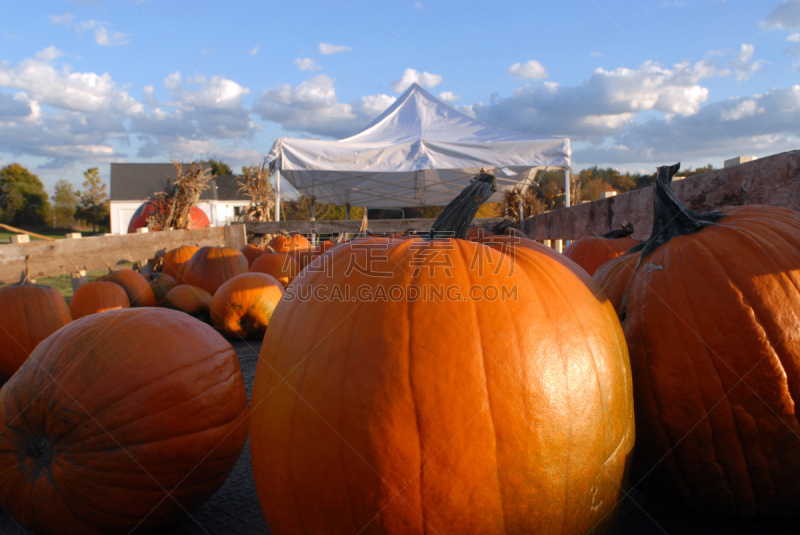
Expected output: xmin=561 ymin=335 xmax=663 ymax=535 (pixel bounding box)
xmin=266 ymin=83 xmax=571 ymax=215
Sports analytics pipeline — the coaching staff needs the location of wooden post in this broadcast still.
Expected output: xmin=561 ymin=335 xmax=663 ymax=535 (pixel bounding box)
xmin=554 ymin=239 xmax=563 ymax=253
xmin=135 ymin=228 xmax=148 ymax=234
xmin=65 ymin=232 xmax=82 ymax=239
xmin=10 ymin=234 xmax=29 ymax=244
xmin=224 ymin=224 xmax=247 ymax=250
xmin=543 ymin=239 xmax=552 ymax=249
xmin=71 ymin=270 xmax=87 ymax=293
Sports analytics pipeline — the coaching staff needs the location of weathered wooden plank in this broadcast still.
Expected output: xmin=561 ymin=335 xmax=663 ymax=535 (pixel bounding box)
xmin=521 ymin=150 xmax=800 ymax=240
xmin=245 ymin=217 xmax=507 ymax=235
xmin=0 ymin=225 xmax=246 ymax=284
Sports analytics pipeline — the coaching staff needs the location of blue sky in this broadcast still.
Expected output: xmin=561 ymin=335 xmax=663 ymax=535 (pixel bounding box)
xmin=1 ymin=0 xmax=799 ymax=193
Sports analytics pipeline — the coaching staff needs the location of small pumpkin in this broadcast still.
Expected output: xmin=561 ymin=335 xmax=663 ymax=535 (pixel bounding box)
xmin=181 ymin=246 xmax=248 ymax=296
xmin=148 ymin=272 xmax=177 ymax=305
xmin=0 ymin=257 xmax=71 ymax=380
xmin=269 ymin=233 xmax=311 ymax=253
xmin=241 ymin=243 xmax=266 ymax=267
xmin=250 ymin=253 xmax=299 ymax=287
xmin=161 ymin=285 xmax=213 ymax=322
xmin=69 ymin=280 xmax=131 ymax=320
xmin=98 ymin=267 xmax=157 ymax=307
xmin=161 ymin=245 xmax=199 ymax=282
xmin=250 ymin=171 xmax=633 ymax=534
xmin=0 ymin=308 xmax=249 ymax=534
xmin=562 ymin=222 xmax=641 ymax=276
xmin=611 ymin=164 xmax=800 ymax=516
xmin=210 ymin=273 xmax=284 ymax=339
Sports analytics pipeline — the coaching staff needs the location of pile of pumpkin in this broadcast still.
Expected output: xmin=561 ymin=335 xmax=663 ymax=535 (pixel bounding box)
xmin=0 ymin=163 xmax=798 ymax=535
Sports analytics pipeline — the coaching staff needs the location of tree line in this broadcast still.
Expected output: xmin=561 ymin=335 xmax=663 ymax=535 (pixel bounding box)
xmin=0 ymin=164 xmax=110 ymax=232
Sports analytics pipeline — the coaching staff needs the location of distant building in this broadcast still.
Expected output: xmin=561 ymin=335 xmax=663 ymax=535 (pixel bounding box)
xmin=109 ymin=163 xmax=251 ymax=234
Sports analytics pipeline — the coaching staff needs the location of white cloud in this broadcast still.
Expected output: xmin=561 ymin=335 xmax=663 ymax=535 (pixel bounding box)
xmin=761 ymin=0 xmax=800 ymax=29
xmin=253 ymin=74 xmax=394 ymax=138
xmin=197 ymin=48 xmax=213 ymax=57
xmin=295 ymin=58 xmax=321 ymax=72
xmin=507 ymin=60 xmax=548 ymax=80
xmin=94 ymin=26 xmax=130 ymax=46
xmin=249 ymin=45 xmax=260 ymax=56
xmin=319 ymin=42 xmax=352 ymax=55
xmin=414 ymin=2 xmax=424 ymax=8
xmin=49 ymin=13 xmax=75 ymax=26
xmin=788 ymin=32 xmax=800 ymax=42
xmin=728 ymin=44 xmax=765 ymax=81
xmin=438 ymin=91 xmax=461 ymax=102
xmin=719 ymin=99 xmax=765 ymax=121
xmin=591 ymin=52 xmax=604 ymax=58
xmin=390 ymin=68 xmax=443 ymax=92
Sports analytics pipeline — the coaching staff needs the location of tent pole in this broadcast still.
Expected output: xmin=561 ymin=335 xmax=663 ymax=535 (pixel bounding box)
xmin=564 ymin=166 xmax=571 ymax=209
xmin=275 ymin=160 xmax=282 ymax=222
xmin=310 ymin=198 xmax=316 ymax=247
xmin=345 ymin=203 xmax=350 ymax=220
xmin=518 ymin=199 xmax=524 ymax=224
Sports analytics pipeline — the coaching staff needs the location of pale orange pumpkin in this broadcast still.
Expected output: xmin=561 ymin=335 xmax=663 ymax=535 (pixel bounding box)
xmin=210 ymin=273 xmax=284 ymax=339
xmin=180 ymin=246 xmax=248 ymax=296
xmin=161 ymin=245 xmax=199 ymax=282
xmin=250 ymin=253 xmax=299 ymax=287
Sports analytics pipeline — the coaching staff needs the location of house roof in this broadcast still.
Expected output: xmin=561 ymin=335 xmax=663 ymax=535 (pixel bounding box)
xmin=110 ymin=163 xmax=249 ymax=202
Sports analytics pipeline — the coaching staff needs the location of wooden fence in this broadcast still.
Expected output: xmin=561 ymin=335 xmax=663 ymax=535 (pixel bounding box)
xmin=521 ymin=150 xmax=800 ymax=241
xmin=0 ymin=225 xmax=246 ymax=286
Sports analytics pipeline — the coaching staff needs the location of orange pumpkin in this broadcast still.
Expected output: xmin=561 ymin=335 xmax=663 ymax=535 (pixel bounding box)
xmin=592 ymin=251 xmax=639 ymax=315
xmin=250 ymin=171 xmax=633 ymax=534
xmin=612 ymin=164 xmax=800 ymax=515
xmin=250 ymin=253 xmax=299 ymax=287
xmin=562 ymin=223 xmax=641 ymax=276
xmin=161 ymin=245 xmax=199 ymax=282
xmin=69 ymin=281 xmax=131 ymax=320
xmin=148 ymin=272 xmax=177 ymax=305
xmin=0 ymin=260 xmax=71 ymax=380
xmin=0 ymin=308 xmax=249 ymax=534
xmin=181 ymin=246 xmax=248 ymax=296
xmin=161 ymin=285 xmax=213 ymax=321
xmin=241 ymin=243 xmax=266 ymax=267
xmin=210 ymin=273 xmax=284 ymax=339
xmin=99 ymin=268 xmax=156 ymax=307
xmin=269 ymin=233 xmax=311 ymax=253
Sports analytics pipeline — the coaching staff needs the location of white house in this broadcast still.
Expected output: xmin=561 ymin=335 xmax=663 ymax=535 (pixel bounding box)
xmin=109 ymin=163 xmax=251 ymax=234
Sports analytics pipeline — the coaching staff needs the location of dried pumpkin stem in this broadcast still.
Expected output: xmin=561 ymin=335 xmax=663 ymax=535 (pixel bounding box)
xmin=429 ymin=170 xmax=497 ymax=240
xmin=19 ymin=255 xmax=32 ymax=285
xmin=602 ymin=221 xmax=635 ymax=240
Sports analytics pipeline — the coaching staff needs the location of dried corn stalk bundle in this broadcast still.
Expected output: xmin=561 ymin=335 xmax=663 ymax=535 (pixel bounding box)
xmin=237 ymin=164 xmax=275 ymax=222
xmin=147 ymin=160 xmax=213 ymax=230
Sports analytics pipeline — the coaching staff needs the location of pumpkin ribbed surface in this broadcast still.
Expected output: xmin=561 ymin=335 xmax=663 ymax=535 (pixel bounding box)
xmin=161 ymin=245 xmax=199 ymax=282
xmin=592 ymin=252 xmax=639 ymax=315
xmin=562 ymin=235 xmax=640 ymax=276
xmin=623 ymin=203 xmax=800 ymax=515
xmin=181 ymin=246 xmax=248 ymax=296
xmin=0 ymin=308 xmax=249 ymax=534
xmin=99 ymin=269 xmax=156 ymax=307
xmin=241 ymin=244 xmax=266 ymax=267
xmin=161 ymin=285 xmax=213 ymax=320
xmin=0 ymin=284 xmax=71 ymax=380
xmin=210 ymin=273 xmax=284 ymax=339
xmin=69 ymin=280 xmax=130 ymax=320
xmin=250 ymin=253 xmax=299 ymax=287
xmin=269 ymin=234 xmax=310 ymax=253
xmin=148 ymin=272 xmax=177 ymax=305
xmin=250 ymin=236 xmax=633 ymax=534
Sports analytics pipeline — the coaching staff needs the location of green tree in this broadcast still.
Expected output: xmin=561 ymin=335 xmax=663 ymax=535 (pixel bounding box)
xmin=52 ymin=179 xmax=79 ymax=228
xmin=0 ymin=163 xmax=52 ymax=227
xmin=75 ymin=167 xmax=110 ymax=232
xmin=208 ymin=159 xmax=232 ymax=176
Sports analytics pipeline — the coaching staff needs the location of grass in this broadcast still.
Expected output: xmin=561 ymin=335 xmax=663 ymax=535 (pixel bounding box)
xmin=3 ymin=263 xmax=135 ymax=302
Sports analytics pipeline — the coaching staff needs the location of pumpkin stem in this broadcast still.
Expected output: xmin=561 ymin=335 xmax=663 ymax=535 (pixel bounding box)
xmin=602 ymin=221 xmax=635 ymax=240
xmin=106 ymin=262 xmax=113 ymax=274
xmin=429 ymin=169 xmax=497 ymax=239
xmin=637 ymin=163 xmax=724 ymax=262
xmin=19 ymin=255 xmax=32 ymax=285
xmin=491 ymin=219 xmax=519 ymax=235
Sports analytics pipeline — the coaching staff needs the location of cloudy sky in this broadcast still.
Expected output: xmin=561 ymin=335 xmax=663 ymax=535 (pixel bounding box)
xmin=1 ymin=0 xmax=798 ymax=193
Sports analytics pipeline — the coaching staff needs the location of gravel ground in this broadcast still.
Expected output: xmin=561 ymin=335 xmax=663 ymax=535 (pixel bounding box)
xmin=2 ymin=339 xmax=799 ymax=534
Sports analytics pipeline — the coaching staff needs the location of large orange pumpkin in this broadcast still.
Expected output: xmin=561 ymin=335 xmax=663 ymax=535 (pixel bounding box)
xmin=250 ymin=171 xmax=634 ymax=534
xmin=210 ymin=273 xmax=284 ymax=339
xmin=148 ymin=272 xmax=177 ymax=305
xmin=591 ymin=251 xmax=639 ymax=315
xmin=69 ymin=280 xmax=130 ymax=320
xmin=562 ymin=222 xmax=641 ymax=276
xmin=612 ymin=164 xmax=800 ymax=516
xmin=181 ymin=246 xmax=248 ymax=296
xmin=269 ymin=233 xmax=311 ymax=253
xmin=0 ymin=308 xmax=249 ymax=534
xmin=98 ymin=268 xmax=156 ymax=307
xmin=0 ymin=260 xmax=71 ymax=380
xmin=161 ymin=245 xmax=199 ymax=282
xmin=241 ymin=243 xmax=265 ymax=267
xmin=250 ymin=253 xmax=299 ymax=287
xmin=161 ymin=285 xmax=213 ymax=321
